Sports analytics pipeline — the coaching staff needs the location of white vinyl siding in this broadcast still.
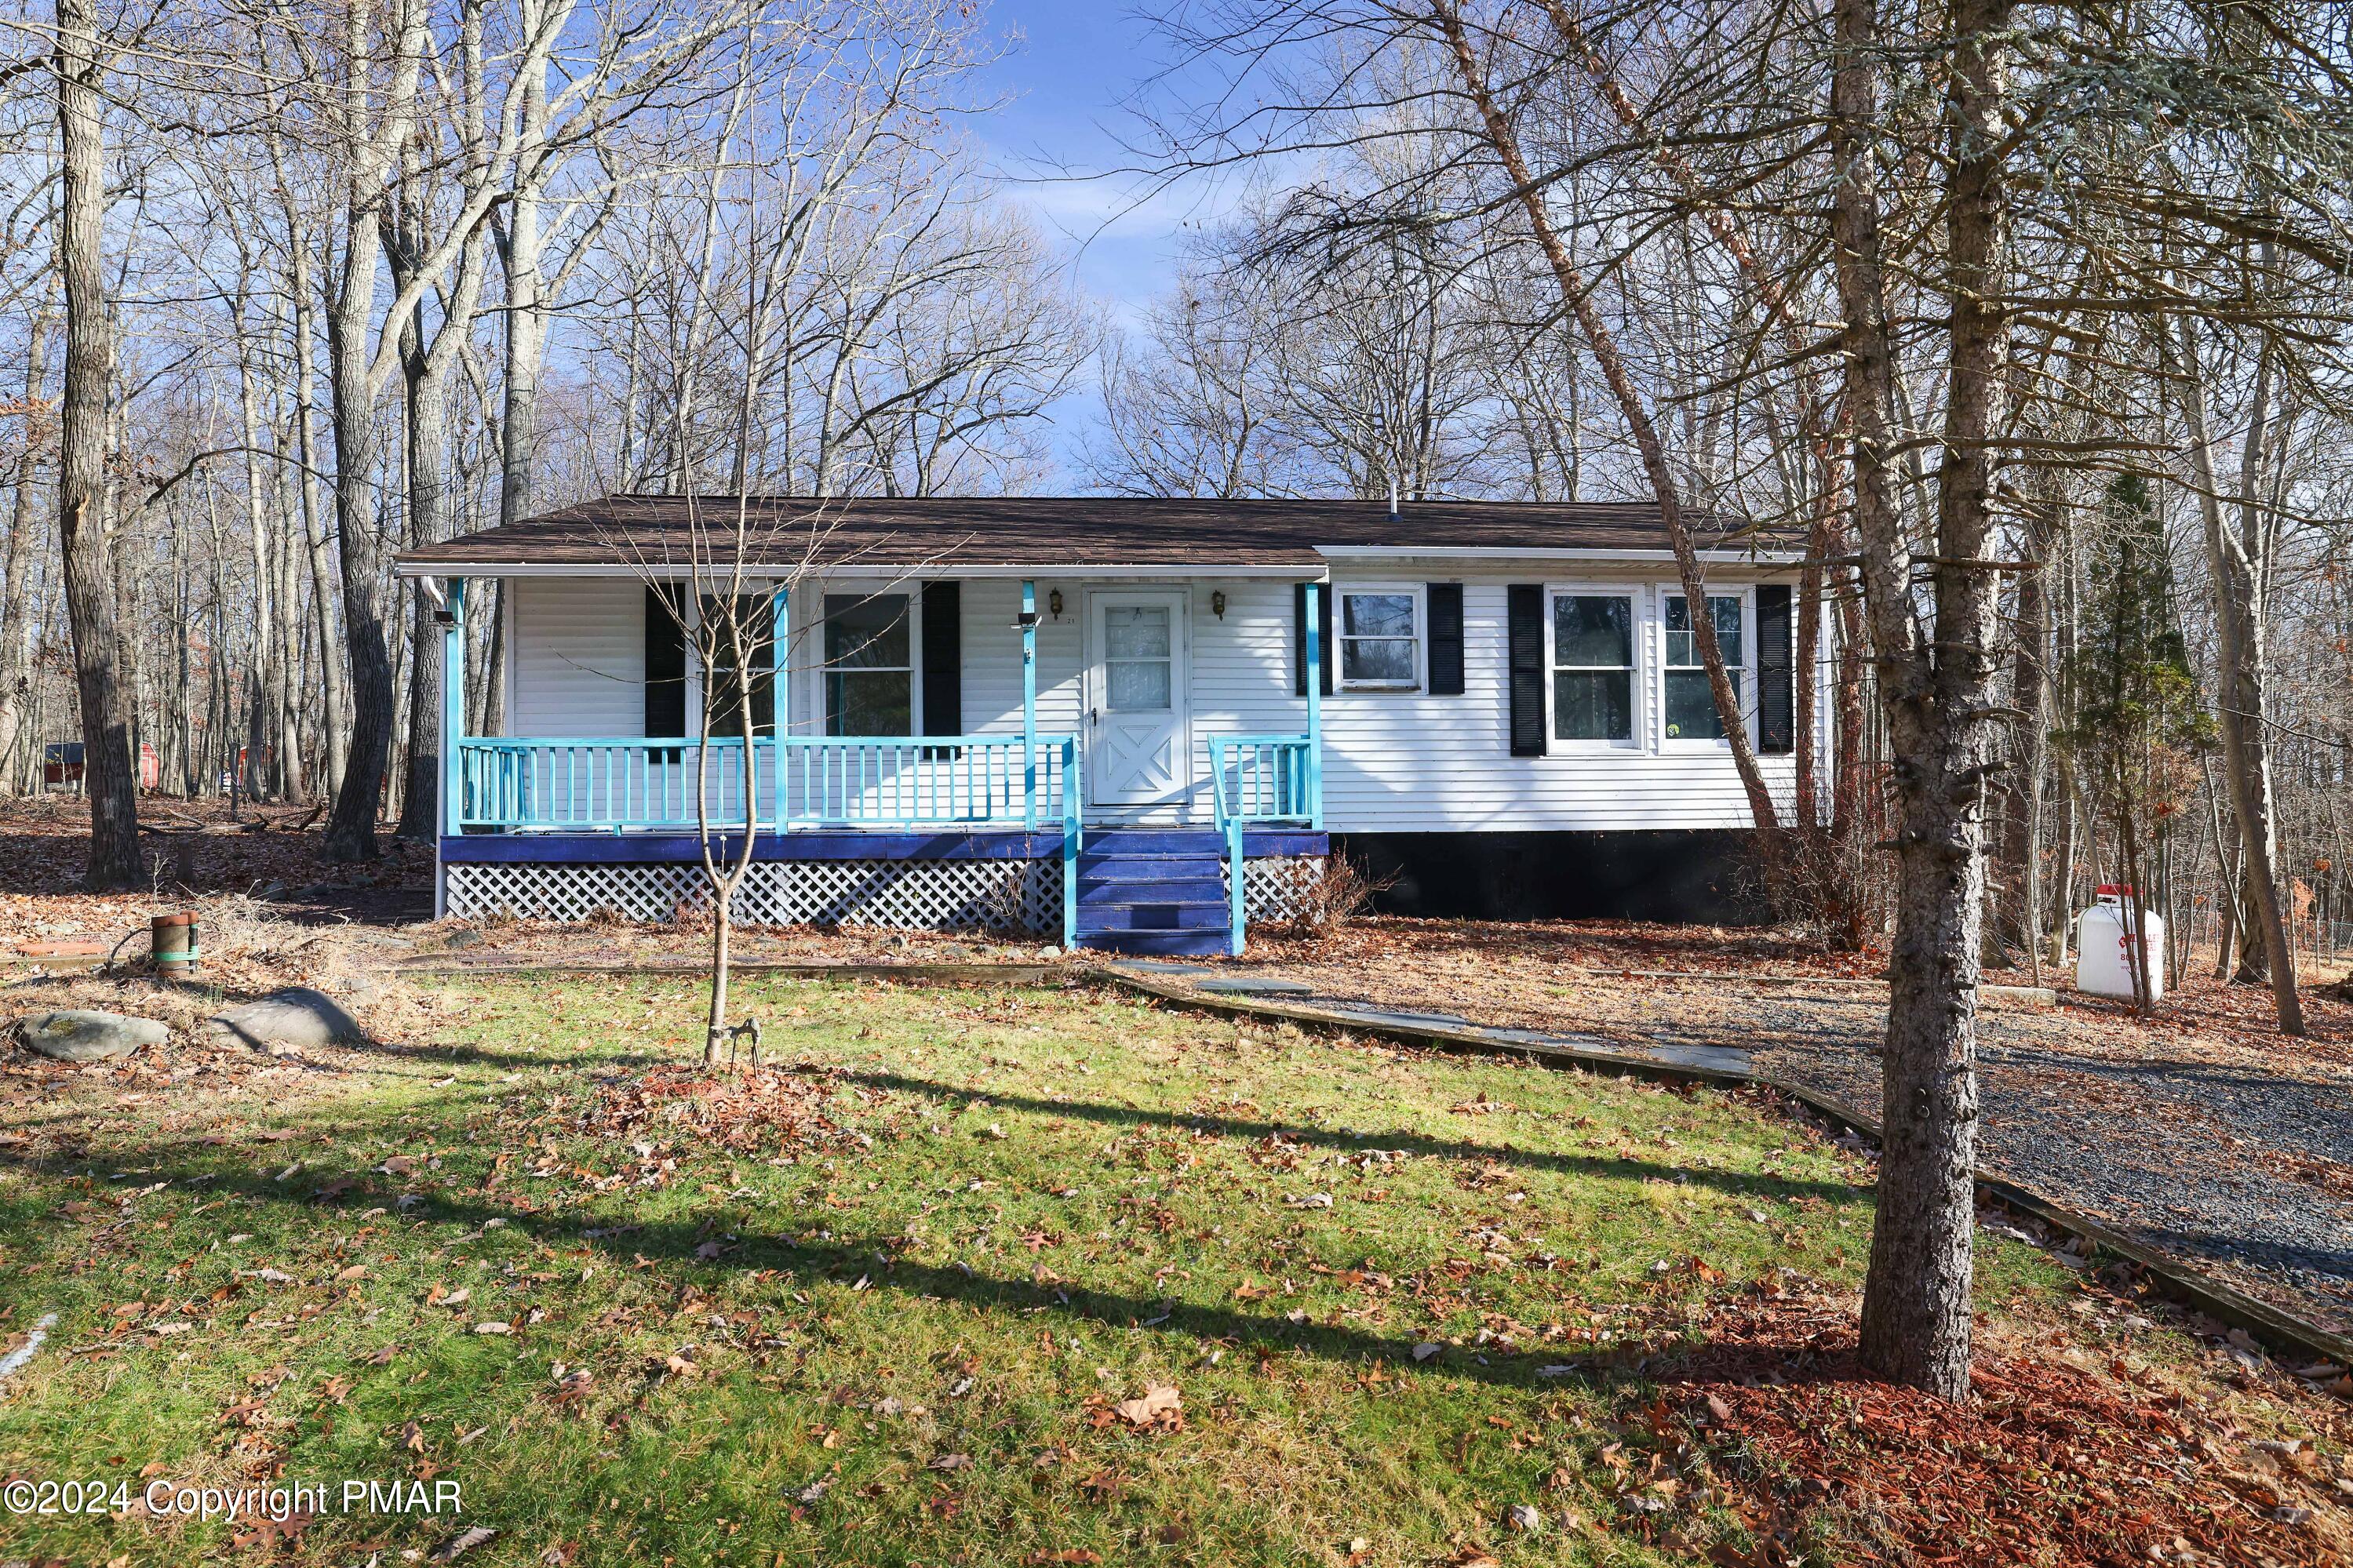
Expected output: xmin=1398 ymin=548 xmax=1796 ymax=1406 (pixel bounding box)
xmin=502 ymin=566 xmax=1808 ymax=831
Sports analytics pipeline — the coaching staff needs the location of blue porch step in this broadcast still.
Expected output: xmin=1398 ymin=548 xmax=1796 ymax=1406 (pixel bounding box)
xmin=1072 ymin=828 xmax=1234 ymax=955
xmin=1080 ymin=929 xmax=1233 ymax=957
xmin=1078 ymin=854 xmax=1223 ymax=882
xmin=1084 ymin=828 xmax=1228 ymax=856
xmin=1076 ymin=899 xmax=1228 ymax=930
xmin=1076 ymin=877 xmax=1226 ymax=906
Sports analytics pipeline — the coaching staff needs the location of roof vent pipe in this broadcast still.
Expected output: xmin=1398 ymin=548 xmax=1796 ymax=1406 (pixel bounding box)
xmin=1388 ymin=475 xmax=1399 ymax=518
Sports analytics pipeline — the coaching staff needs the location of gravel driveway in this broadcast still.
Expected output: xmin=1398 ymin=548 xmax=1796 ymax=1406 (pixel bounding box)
xmin=1731 ymin=991 xmax=2353 ymax=1336
xmin=1222 ymin=942 xmax=2353 ymax=1341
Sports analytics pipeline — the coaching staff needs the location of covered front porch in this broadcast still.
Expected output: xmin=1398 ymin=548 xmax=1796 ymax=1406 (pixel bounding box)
xmin=428 ymin=576 xmax=1328 ymax=954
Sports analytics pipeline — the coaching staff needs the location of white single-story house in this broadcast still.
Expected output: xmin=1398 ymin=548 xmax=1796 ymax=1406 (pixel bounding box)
xmin=393 ymin=495 xmax=1823 ymax=955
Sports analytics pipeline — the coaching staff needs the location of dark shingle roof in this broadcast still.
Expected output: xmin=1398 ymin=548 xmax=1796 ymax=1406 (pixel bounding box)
xmin=394 ymin=493 xmax=1784 ymax=574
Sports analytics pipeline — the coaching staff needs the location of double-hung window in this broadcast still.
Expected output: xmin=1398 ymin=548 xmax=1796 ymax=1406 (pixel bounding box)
xmin=1551 ymin=592 xmax=1636 ymax=743
xmin=1338 ymin=588 xmax=1421 ymax=690
xmin=823 ymin=592 xmax=913 ymax=736
xmin=1663 ymin=592 xmax=1747 ymax=742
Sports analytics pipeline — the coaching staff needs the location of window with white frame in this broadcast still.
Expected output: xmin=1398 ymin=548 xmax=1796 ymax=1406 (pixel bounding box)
xmin=1551 ymin=591 xmax=1636 ymax=742
xmin=823 ymin=591 xmax=913 ymax=735
xmin=1338 ymin=587 xmax=1421 ymax=690
xmin=1663 ymin=591 xmax=1746 ymax=742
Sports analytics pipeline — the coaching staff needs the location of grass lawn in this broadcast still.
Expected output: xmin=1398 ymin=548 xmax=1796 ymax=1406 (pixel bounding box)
xmin=0 ymin=974 xmax=2334 ymax=1566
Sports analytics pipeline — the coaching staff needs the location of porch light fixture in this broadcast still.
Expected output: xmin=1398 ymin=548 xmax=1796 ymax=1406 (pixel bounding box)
xmin=1047 ymin=588 xmax=1064 ymax=619
xmin=1211 ymin=591 xmax=1227 ymax=619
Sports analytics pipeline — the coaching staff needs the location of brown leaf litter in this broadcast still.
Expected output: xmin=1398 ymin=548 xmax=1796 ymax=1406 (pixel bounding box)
xmin=1643 ymin=1291 xmax=2353 ymax=1566
xmin=576 ymin=1064 xmax=848 ymax=1156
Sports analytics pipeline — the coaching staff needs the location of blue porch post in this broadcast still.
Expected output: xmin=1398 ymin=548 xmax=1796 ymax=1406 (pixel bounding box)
xmin=436 ymin=578 xmax=465 ymax=919
xmin=770 ymin=584 xmax=789 ymax=831
xmin=1226 ymin=814 xmax=1246 ymax=957
xmin=442 ymin=578 xmax=465 ymax=838
xmin=1022 ymin=579 xmax=1038 ymax=831
xmin=1062 ymin=737 xmax=1080 ymax=949
xmin=1304 ymin=578 xmax=1324 ymax=829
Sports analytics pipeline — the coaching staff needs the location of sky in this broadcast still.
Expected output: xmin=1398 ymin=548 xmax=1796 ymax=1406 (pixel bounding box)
xmin=963 ymin=2 xmax=1250 ymax=481
xmin=972 ymin=2 xmax=1197 ymax=322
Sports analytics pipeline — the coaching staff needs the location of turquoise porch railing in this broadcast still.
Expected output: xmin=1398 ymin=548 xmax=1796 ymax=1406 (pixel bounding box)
xmin=1207 ymin=735 xmax=1318 ymax=828
xmin=457 ymin=738 xmax=759 ymax=830
xmin=453 ymin=734 xmax=1078 ymax=833
xmin=1207 ymin=733 xmax=1318 ymax=957
xmin=778 ymin=736 xmax=1074 ymax=829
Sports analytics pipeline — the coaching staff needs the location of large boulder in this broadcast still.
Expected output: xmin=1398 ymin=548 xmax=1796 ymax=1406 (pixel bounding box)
xmin=198 ymin=988 xmax=370 ymax=1051
xmin=15 ymin=1010 xmax=169 ymax=1063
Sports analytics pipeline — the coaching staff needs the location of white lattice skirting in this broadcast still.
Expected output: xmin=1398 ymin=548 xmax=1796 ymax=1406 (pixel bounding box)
xmin=1239 ymin=856 xmax=1326 ymax=926
xmin=446 ymin=856 xmax=1325 ymax=936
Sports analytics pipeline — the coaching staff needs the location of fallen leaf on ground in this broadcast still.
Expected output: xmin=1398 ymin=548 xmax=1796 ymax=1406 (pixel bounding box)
xmin=432 ymin=1526 xmax=497 ymax=1561
xmin=1112 ymin=1384 xmax=1181 ymax=1428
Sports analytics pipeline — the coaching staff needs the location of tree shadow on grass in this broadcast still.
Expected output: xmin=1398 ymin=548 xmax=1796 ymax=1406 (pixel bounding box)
xmin=0 ymin=1097 xmax=1859 ymax=1396
xmin=827 ymin=1067 xmax=1864 ymax=1205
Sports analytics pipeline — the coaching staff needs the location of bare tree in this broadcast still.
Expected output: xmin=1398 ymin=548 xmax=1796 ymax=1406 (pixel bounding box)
xmin=0 ymin=310 xmax=49 ymax=793
xmin=2169 ymin=321 xmax=2305 ymax=1034
xmin=52 ymin=0 xmax=139 ymax=885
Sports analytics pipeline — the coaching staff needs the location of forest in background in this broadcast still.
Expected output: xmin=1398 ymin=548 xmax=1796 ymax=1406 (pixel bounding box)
xmin=0 ymin=0 xmax=2347 ymax=1010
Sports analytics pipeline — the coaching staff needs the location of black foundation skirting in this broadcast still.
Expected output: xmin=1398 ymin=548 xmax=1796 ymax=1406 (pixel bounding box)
xmin=1331 ymin=829 xmax=1769 ymax=925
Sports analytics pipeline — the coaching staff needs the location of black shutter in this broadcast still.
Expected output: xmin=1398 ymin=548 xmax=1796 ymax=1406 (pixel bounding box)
xmin=1427 ymin=583 xmax=1464 ymax=696
xmin=1757 ymin=583 xmax=1794 ymax=755
xmin=1507 ymin=584 xmax=1545 ymax=757
xmin=921 ymin=581 xmax=961 ymax=736
xmin=697 ymin=593 xmax=775 ymax=737
xmin=1293 ymin=583 xmax=1334 ymax=697
xmin=643 ymin=584 xmax=686 ymax=737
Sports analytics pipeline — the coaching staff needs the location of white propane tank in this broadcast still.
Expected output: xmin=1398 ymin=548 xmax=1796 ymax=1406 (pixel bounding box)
xmin=2075 ymin=884 xmax=2165 ymax=1002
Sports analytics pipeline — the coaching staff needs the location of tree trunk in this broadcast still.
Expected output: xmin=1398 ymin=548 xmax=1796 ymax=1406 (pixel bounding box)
xmin=498 ymin=186 xmax=547 ymax=537
xmin=320 ymin=0 xmax=431 ymax=861
xmin=288 ymin=241 xmax=348 ymax=796
xmin=53 ymin=0 xmax=141 ymax=888
xmin=271 ymin=398 xmax=307 ymax=797
xmin=233 ymin=295 xmax=282 ymax=802
xmin=1834 ymin=0 xmax=2011 ymax=1401
xmin=322 ymin=259 xmax=395 ymax=860
xmin=389 ymin=171 xmax=488 ymax=838
xmin=1795 ymin=490 xmax=1827 ymax=833
xmin=1995 ymin=497 xmax=2056 ymax=955
xmin=393 ymin=301 xmax=444 ymax=839
xmin=0 ymin=313 xmax=50 ymax=795
xmin=2172 ymin=323 xmax=2303 ymax=1033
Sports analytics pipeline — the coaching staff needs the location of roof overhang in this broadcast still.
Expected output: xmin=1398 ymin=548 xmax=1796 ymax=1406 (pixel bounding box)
xmin=1313 ymin=545 xmax=1805 ymax=566
xmin=392 ymin=560 xmax=1331 ymax=580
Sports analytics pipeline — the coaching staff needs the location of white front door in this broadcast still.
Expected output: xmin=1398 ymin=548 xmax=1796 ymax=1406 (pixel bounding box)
xmin=1087 ymin=591 xmax=1189 ymax=809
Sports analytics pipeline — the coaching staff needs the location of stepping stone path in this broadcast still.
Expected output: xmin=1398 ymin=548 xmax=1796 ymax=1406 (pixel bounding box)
xmin=1195 ymin=977 xmax=1316 ymax=995
xmin=1108 ymin=962 xmax=1755 ymax=1079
